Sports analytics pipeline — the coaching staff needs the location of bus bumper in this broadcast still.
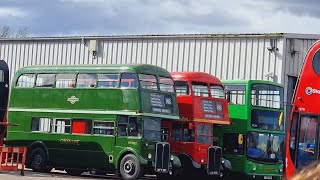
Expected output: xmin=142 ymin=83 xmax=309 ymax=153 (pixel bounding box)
xmin=246 ymin=173 xmax=283 ymax=180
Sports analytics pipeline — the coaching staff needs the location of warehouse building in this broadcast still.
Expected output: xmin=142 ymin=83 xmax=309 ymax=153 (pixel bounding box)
xmin=0 ymin=33 xmax=319 ymax=120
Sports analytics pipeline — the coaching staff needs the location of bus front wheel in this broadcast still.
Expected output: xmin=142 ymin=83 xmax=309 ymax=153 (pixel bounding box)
xmin=119 ymin=154 xmax=142 ymax=180
xmin=29 ymin=148 xmax=51 ymax=173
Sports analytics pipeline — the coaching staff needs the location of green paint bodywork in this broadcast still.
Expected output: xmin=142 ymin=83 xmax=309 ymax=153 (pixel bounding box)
xmin=6 ymin=64 xmax=180 ymax=172
xmin=214 ymin=80 xmax=284 ymax=179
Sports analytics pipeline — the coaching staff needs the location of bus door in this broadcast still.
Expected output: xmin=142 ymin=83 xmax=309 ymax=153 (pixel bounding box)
xmin=0 ymin=60 xmax=9 ymax=145
xmin=115 ymin=116 xmax=142 ymax=150
xmin=294 ymin=115 xmax=319 ymax=171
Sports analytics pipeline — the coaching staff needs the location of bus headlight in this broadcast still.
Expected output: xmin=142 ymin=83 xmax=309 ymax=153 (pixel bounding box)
xmin=252 ymin=165 xmax=256 ymax=171
xmin=170 ymin=155 xmax=174 ymax=161
xmin=145 ymin=143 xmax=148 ymax=147
xmin=201 ymin=158 xmax=204 ymax=163
xmin=148 ymin=153 xmax=152 ymax=159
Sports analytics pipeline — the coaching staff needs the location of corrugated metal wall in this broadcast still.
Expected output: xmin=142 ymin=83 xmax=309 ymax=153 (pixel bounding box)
xmin=0 ymin=36 xmax=285 ymax=83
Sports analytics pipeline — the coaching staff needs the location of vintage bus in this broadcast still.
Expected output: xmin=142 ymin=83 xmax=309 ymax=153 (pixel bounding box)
xmin=285 ymin=40 xmax=320 ymax=178
xmin=0 ymin=60 xmax=9 ymax=146
xmin=161 ymin=72 xmax=232 ymax=178
xmin=5 ymin=64 xmax=181 ymax=180
xmin=214 ymin=80 xmax=284 ymax=179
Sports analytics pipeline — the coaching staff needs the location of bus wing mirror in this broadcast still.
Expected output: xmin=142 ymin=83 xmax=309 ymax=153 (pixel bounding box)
xmin=238 ymin=134 xmax=243 ymax=145
xmin=188 ymin=123 xmax=194 ymax=130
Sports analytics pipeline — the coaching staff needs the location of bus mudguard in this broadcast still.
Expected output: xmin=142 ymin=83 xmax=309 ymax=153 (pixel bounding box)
xmin=116 ymin=148 xmax=148 ymax=169
xmin=29 ymin=141 xmax=49 ymax=158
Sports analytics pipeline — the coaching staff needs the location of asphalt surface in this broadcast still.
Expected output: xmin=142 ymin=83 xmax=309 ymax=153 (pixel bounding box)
xmin=0 ymin=169 xmax=157 ymax=180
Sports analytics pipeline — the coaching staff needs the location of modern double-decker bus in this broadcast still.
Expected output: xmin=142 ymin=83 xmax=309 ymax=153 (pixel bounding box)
xmin=161 ymin=72 xmax=232 ymax=178
xmin=0 ymin=60 xmax=9 ymax=146
xmin=285 ymin=40 xmax=320 ymax=178
xmin=214 ymin=80 xmax=284 ymax=180
xmin=5 ymin=64 xmax=180 ymax=180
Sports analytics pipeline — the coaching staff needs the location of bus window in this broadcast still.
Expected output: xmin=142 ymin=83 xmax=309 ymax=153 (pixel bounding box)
xmin=16 ymin=74 xmax=35 ymax=88
xmin=143 ymin=117 xmax=161 ymax=141
xmin=174 ymin=81 xmax=189 ymax=95
xmin=196 ymin=123 xmax=213 ymax=145
xmin=118 ymin=116 xmax=128 ymax=136
xmin=97 ymin=74 xmax=119 ymax=88
xmin=128 ymin=117 xmax=142 ymax=137
xmin=251 ymin=84 xmax=283 ymax=109
xmin=0 ymin=70 xmax=3 ymax=82
xmin=56 ymin=74 xmax=76 ymax=88
xmin=36 ymin=74 xmax=55 ymax=87
xmin=31 ymin=118 xmax=50 ymax=132
xmin=296 ymin=116 xmax=318 ymax=170
xmin=289 ymin=113 xmax=298 ymax=163
xmin=172 ymin=123 xmax=182 ymax=141
xmin=224 ymin=85 xmax=246 ymax=105
xmin=93 ymin=121 xmax=114 ymax=135
xmin=210 ymin=85 xmax=225 ymax=99
xmin=51 ymin=119 xmax=71 ymax=134
xmin=72 ymin=120 xmax=92 ymax=134
xmin=312 ymin=50 xmax=320 ymax=75
xmin=159 ymin=77 xmax=174 ymax=92
xmin=183 ymin=123 xmax=194 ymax=142
xmin=76 ymin=74 xmax=97 ymax=88
xmin=139 ymin=74 xmax=158 ymax=90
xmin=192 ymin=82 xmax=209 ymax=97
xmin=120 ymin=73 xmax=138 ymax=88
xmin=223 ymin=133 xmax=244 ymax=154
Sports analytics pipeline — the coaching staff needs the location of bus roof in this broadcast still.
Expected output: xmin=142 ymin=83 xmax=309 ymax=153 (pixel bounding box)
xmin=221 ymin=79 xmax=283 ymax=87
xmin=15 ymin=64 xmax=172 ymax=77
xmin=170 ymin=72 xmax=222 ymax=85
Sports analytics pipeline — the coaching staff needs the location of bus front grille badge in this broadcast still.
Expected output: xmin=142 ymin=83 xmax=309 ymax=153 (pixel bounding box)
xmin=67 ymin=96 xmax=79 ymax=104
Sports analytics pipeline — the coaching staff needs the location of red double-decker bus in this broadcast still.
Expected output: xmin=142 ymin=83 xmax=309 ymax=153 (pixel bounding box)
xmin=161 ymin=72 xmax=231 ymax=178
xmin=0 ymin=60 xmax=9 ymax=146
xmin=286 ymin=40 xmax=320 ymax=178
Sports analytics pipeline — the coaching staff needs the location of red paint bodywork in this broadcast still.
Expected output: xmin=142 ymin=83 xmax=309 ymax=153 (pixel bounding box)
xmin=285 ymin=40 xmax=320 ymax=178
xmin=162 ymin=72 xmax=230 ymax=166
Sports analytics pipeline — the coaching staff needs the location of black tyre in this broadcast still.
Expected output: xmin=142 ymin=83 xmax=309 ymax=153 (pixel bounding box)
xmin=119 ymin=154 xmax=142 ymax=180
xmin=29 ymin=148 xmax=51 ymax=172
xmin=65 ymin=168 xmax=84 ymax=176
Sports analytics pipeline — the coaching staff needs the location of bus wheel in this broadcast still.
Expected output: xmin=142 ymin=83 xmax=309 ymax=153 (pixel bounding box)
xmin=119 ymin=154 xmax=141 ymax=180
xmin=65 ymin=168 xmax=84 ymax=176
xmin=29 ymin=148 xmax=51 ymax=172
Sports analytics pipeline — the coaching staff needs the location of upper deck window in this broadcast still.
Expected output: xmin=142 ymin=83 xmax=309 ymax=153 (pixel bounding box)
xmin=76 ymin=73 xmax=97 ymax=88
xmin=56 ymin=74 xmax=76 ymax=88
xmin=251 ymin=84 xmax=283 ymax=109
xmin=0 ymin=70 xmax=4 ymax=82
xmin=120 ymin=73 xmax=138 ymax=89
xmin=174 ymin=81 xmax=189 ymax=95
xmin=225 ymin=85 xmax=246 ymax=105
xmin=159 ymin=77 xmax=174 ymax=92
xmin=192 ymin=82 xmax=209 ymax=97
xmin=312 ymin=50 xmax=320 ymax=75
xmin=139 ymin=74 xmax=158 ymax=90
xmin=97 ymin=74 xmax=119 ymax=88
xmin=36 ymin=74 xmax=55 ymax=87
xmin=210 ymin=85 xmax=225 ymax=99
xmin=16 ymin=74 xmax=35 ymax=88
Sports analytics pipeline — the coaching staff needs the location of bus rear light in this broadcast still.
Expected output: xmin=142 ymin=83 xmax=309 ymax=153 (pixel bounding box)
xmin=201 ymin=158 xmax=204 ymax=163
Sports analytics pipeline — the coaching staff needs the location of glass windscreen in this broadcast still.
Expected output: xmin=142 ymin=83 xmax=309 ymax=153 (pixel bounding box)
xmin=225 ymin=85 xmax=246 ymax=105
xmin=143 ymin=117 xmax=161 ymax=142
xmin=192 ymin=82 xmax=209 ymax=97
xmin=247 ymin=132 xmax=284 ymax=163
xmin=251 ymin=109 xmax=284 ymax=131
xmin=196 ymin=123 xmax=213 ymax=145
xmin=159 ymin=76 xmax=174 ymax=92
xmin=251 ymin=84 xmax=284 ymax=109
xmin=174 ymin=81 xmax=189 ymax=95
xmin=210 ymin=85 xmax=225 ymax=99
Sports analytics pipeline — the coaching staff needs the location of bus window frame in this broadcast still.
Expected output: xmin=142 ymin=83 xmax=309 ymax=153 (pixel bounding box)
xmin=191 ymin=82 xmax=210 ymax=97
xmin=97 ymin=73 xmax=120 ymax=89
xmin=250 ymin=83 xmax=284 ymax=110
xmin=75 ymin=73 xmax=98 ymax=89
xmin=174 ymin=81 xmax=190 ymax=96
xmin=224 ymin=84 xmax=246 ymax=106
xmin=139 ymin=73 xmax=159 ymax=91
xmin=55 ymin=73 xmax=77 ymax=89
xmin=35 ymin=73 xmax=56 ymax=88
xmin=16 ymin=73 xmax=36 ymax=88
xmin=51 ymin=118 xmax=72 ymax=134
xmin=93 ymin=120 xmax=115 ymax=136
xmin=120 ymin=72 xmax=139 ymax=90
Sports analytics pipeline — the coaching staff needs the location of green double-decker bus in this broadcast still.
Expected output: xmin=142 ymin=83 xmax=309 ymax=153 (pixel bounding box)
xmin=214 ymin=80 xmax=284 ymax=179
xmin=6 ymin=64 xmax=180 ymax=180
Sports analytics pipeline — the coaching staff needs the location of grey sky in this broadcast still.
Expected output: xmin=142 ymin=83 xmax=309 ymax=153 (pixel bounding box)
xmin=0 ymin=0 xmax=319 ymax=36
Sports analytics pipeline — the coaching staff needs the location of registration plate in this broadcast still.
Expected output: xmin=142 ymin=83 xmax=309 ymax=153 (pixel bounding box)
xmin=264 ymin=176 xmax=272 ymax=179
